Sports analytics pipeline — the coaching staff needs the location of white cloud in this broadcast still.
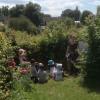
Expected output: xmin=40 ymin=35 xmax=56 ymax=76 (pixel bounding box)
xmin=93 ymin=0 xmax=100 ymax=5
xmin=0 ymin=0 xmax=29 ymax=8
xmin=32 ymin=0 xmax=83 ymax=16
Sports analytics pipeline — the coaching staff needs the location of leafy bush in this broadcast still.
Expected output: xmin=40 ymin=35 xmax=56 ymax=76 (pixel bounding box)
xmin=11 ymin=30 xmax=68 ymax=67
xmin=0 ymin=22 xmax=5 ymax=32
xmin=84 ymin=16 xmax=100 ymax=88
xmin=0 ymin=32 xmax=14 ymax=100
xmin=8 ymin=16 xmax=38 ymax=34
xmin=8 ymin=19 xmax=79 ymax=67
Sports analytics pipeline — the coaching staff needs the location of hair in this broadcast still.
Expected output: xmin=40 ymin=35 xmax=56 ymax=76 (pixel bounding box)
xmin=31 ymin=59 xmax=36 ymax=63
xmin=68 ymin=32 xmax=77 ymax=38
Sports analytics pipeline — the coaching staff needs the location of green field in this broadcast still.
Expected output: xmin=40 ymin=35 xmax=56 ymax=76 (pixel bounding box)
xmin=9 ymin=76 xmax=100 ymax=100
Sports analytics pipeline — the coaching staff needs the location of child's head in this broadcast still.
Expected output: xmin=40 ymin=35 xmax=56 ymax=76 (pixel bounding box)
xmin=48 ymin=60 xmax=55 ymax=67
xmin=34 ymin=62 xmax=39 ymax=69
xmin=39 ymin=63 xmax=44 ymax=70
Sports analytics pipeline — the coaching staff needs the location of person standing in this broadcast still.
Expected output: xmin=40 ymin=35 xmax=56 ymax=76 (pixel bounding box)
xmin=66 ymin=33 xmax=79 ymax=75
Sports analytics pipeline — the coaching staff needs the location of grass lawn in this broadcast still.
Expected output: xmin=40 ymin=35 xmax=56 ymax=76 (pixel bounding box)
xmin=9 ymin=76 xmax=100 ymax=100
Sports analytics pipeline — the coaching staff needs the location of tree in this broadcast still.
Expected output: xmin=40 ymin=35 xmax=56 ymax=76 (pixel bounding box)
xmin=73 ymin=6 xmax=81 ymax=21
xmin=1 ymin=6 xmax=9 ymax=16
xmin=0 ymin=6 xmax=9 ymax=22
xmin=96 ymin=6 xmax=100 ymax=16
xmin=24 ymin=2 xmax=43 ymax=26
xmin=61 ymin=9 xmax=74 ymax=19
xmin=8 ymin=16 xmax=38 ymax=34
xmin=81 ymin=10 xmax=93 ymax=24
xmin=9 ymin=5 xmax=25 ymax=17
xmin=84 ymin=16 xmax=100 ymax=88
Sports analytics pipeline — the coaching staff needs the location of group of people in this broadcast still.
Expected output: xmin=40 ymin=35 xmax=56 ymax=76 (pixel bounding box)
xmin=7 ymin=33 xmax=79 ymax=83
xmin=30 ymin=59 xmax=63 ymax=83
xmin=30 ymin=59 xmax=48 ymax=83
xmin=7 ymin=57 xmax=64 ymax=84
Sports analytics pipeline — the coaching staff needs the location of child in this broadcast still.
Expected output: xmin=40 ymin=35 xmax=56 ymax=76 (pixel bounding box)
xmin=48 ymin=60 xmax=56 ymax=79
xmin=66 ymin=34 xmax=79 ymax=75
xmin=38 ymin=63 xmax=48 ymax=83
xmin=30 ymin=59 xmax=38 ymax=83
xmin=54 ymin=63 xmax=63 ymax=81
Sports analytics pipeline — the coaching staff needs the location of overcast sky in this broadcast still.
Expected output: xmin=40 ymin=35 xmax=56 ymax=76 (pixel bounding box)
xmin=0 ymin=0 xmax=100 ymax=16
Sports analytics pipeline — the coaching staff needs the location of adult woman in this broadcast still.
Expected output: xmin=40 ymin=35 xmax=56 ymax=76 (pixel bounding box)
xmin=66 ymin=33 xmax=79 ymax=75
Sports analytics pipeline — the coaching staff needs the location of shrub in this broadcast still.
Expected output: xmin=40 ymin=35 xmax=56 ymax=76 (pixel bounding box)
xmin=10 ymin=29 xmax=68 ymax=67
xmin=84 ymin=16 xmax=100 ymax=88
xmin=8 ymin=16 xmax=38 ymax=34
xmin=62 ymin=17 xmax=74 ymax=29
xmin=0 ymin=32 xmax=14 ymax=100
xmin=0 ymin=22 xmax=5 ymax=32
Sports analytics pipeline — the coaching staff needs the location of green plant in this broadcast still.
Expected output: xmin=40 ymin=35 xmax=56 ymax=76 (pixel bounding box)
xmin=0 ymin=23 xmax=5 ymax=32
xmin=8 ymin=16 xmax=38 ymax=34
xmin=0 ymin=32 xmax=14 ymax=100
xmin=84 ymin=16 xmax=100 ymax=88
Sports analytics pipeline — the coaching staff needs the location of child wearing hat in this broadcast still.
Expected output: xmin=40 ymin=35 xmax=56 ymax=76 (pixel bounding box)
xmin=48 ymin=60 xmax=56 ymax=79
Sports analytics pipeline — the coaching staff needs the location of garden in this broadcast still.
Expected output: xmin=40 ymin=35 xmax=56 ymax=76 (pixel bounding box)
xmin=0 ymin=2 xmax=100 ymax=100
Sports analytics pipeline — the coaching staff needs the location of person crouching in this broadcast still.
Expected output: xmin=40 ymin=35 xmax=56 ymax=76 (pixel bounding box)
xmin=38 ymin=63 xmax=48 ymax=84
xmin=30 ymin=59 xmax=39 ymax=83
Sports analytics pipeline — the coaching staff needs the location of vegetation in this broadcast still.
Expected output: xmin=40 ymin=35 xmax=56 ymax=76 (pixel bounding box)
xmin=0 ymin=1 xmax=100 ymax=100
xmin=81 ymin=10 xmax=93 ymax=25
xmin=0 ymin=32 xmax=14 ymax=100
xmin=8 ymin=16 xmax=38 ymax=34
xmin=83 ymin=16 xmax=100 ymax=89
xmin=8 ymin=77 xmax=100 ymax=100
xmin=61 ymin=6 xmax=81 ymax=21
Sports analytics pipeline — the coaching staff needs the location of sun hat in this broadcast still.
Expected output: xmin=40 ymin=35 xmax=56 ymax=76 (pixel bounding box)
xmin=48 ymin=60 xmax=55 ymax=66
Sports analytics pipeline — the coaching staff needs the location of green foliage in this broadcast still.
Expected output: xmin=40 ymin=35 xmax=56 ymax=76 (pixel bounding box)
xmin=0 ymin=17 xmax=83 ymax=99
xmin=0 ymin=32 xmax=13 ymax=59
xmin=10 ymin=29 xmax=67 ymax=65
xmin=9 ymin=5 xmax=25 ymax=17
xmin=8 ymin=77 xmax=100 ymax=100
xmin=84 ymin=16 xmax=100 ymax=88
xmin=0 ymin=6 xmax=9 ymax=16
xmin=63 ymin=17 xmax=74 ymax=29
xmin=8 ymin=18 xmax=80 ymax=66
xmin=0 ymin=23 xmax=5 ymax=32
xmin=46 ymin=18 xmax=74 ymax=33
xmin=7 ymin=17 xmax=72 ymax=65
xmin=81 ymin=10 xmax=93 ymax=25
xmin=38 ymin=32 xmax=67 ymax=63
xmin=0 ymin=2 xmax=43 ymax=27
xmin=0 ymin=32 xmax=15 ymax=100
xmin=8 ymin=16 xmax=38 ymax=34
xmin=24 ymin=2 xmax=42 ymax=26
xmin=61 ymin=6 xmax=81 ymax=21
xmin=61 ymin=9 xmax=74 ymax=19
xmin=0 ymin=65 xmax=12 ymax=100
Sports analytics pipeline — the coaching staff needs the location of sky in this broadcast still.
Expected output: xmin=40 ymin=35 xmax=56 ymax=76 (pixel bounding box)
xmin=0 ymin=0 xmax=100 ymax=16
